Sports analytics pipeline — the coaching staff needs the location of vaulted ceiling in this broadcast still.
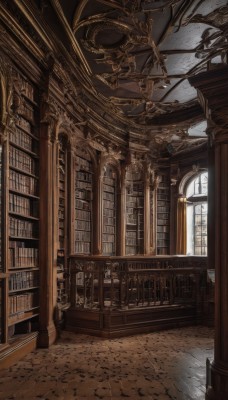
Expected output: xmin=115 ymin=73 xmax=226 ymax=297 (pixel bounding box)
xmin=1 ymin=0 xmax=228 ymax=157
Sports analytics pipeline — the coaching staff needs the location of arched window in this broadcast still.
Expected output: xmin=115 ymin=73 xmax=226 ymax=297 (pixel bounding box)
xmin=186 ymin=172 xmax=208 ymax=255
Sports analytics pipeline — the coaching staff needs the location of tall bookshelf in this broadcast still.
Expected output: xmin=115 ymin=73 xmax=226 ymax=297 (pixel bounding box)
xmin=75 ymin=146 xmax=93 ymax=255
xmin=157 ymin=173 xmax=170 ymax=255
xmin=8 ymin=73 xmax=40 ymax=337
xmin=102 ymin=165 xmax=117 ymax=256
xmin=57 ymin=136 xmax=69 ymax=309
xmin=0 ymin=144 xmax=3 ymax=344
xmin=126 ymin=169 xmax=144 ymax=255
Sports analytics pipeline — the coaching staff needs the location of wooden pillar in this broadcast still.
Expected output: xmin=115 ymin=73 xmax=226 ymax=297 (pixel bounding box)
xmin=190 ymin=66 xmax=228 ymax=400
xmin=144 ymin=163 xmax=151 ymax=255
xmin=38 ymin=121 xmax=57 ymax=347
xmin=119 ymin=164 xmax=126 ymax=255
xmin=208 ymin=141 xmax=215 ymax=271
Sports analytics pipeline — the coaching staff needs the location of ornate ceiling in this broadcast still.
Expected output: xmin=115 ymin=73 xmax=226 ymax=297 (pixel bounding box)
xmin=1 ymin=0 xmax=228 ymax=156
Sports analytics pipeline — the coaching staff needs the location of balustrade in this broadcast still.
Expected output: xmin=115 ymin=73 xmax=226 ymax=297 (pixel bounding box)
xmin=69 ymin=256 xmax=207 ymax=311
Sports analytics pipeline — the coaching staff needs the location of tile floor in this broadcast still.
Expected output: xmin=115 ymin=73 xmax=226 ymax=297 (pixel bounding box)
xmin=0 ymin=326 xmax=214 ymax=400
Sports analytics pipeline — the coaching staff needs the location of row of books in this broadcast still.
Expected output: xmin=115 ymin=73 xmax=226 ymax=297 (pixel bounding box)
xmin=103 ymin=216 xmax=115 ymax=226
xmin=9 ymin=146 xmax=36 ymax=175
xmin=103 ymin=208 xmax=114 ymax=217
xmin=126 ymin=216 xmax=137 ymax=225
xmin=75 ymin=209 xmax=91 ymax=221
xmin=9 ymin=270 xmax=39 ymax=291
xmin=75 ymin=199 xmax=90 ymax=210
xmin=9 ymin=247 xmax=38 ymax=269
xmin=102 ymin=233 xmax=115 ymax=242
xmin=10 ymin=170 xmax=38 ymax=196
xmin=157 ymin=206 xmax=170 ymax=213
xmin=157 ymin=175 xmax=170 ymax=252
xmin=76 ymin=171 xmax=92 ymax=182
xmin=75 ymin=231 xmax=91 ymax=241
xmin=75 ymin=219 xmax=91 ymax=231
xmin=76 ymin=180 xmax=91 ymax=190
xmin=127 ymin=196 xmax=144 ymax=205
xmin=157 ymin=225 xmax=169 ymax=233
xmin=103 ymin=200 xmax=114 ymax=209
xmin=103 ymin=183 xmax=114 ymax=193
xmin=103 ymin=224 xmax=115 ymax=234
xmin=9 ymin=217 xmax=38 ymax=238
xmin=102 ymin=242 xmax=115 ymax=255
xmin=157 ymin=240 xmax=169 ymax=247
xmin=103 ymin=191 xmax=114 ymax=201
xmin=75 ymin=189 xmax=92 ymax=200
xmin=126 ymin=231 xmax=137 ymax=238
xmin=103 ymin=177 xmax=115 ymax=187
xmin=126 ymin=238 xmax=137 ymax=246
xmin=9 ymin=193 xmax=38 ymax=217
xmin=9 ymin=292 xmax=38 ymax=315
xmin=125 ymin=246 xmax=136 ymax=254
xmin=75 ymin=241 xmax=91 ymax=254
xmin=9 ymin=129 xmax=37 ymax=153
xmin=157 ymin=212 xmax=169 ymax=219
xmin=126 ymin=214 xmax=144 ymax=225
xmin=157 ymin=232 xmax=169 ymax=240
xmin=157 ymin=219 xmax=170 ymax=226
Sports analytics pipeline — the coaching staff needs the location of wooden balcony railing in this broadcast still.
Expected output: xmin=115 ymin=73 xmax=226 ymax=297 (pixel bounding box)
xmin=69 ymin=256 xmax=207 ymax=311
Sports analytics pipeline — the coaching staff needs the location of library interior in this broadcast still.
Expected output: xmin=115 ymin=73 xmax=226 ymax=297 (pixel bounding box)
xmin=0 ymin=1 xmax=228 ymax=399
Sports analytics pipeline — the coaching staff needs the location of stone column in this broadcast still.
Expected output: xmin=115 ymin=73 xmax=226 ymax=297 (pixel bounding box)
xmin=190 ymin=65 xmax=228 ymax=400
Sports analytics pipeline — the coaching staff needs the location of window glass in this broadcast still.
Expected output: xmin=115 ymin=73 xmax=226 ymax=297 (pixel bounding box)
xmin=186 ymin=172 xmax=208 ymax=255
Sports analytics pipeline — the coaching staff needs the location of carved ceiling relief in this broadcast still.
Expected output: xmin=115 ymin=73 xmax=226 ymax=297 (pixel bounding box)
xmin=4 ymin=0 xmax=225 ymax=156
xmin=76 ymin=2 xmax=168 ymax=102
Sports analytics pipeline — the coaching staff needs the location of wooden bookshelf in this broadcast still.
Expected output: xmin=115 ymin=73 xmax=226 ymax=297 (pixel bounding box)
xmin=102 ymin=166 xmax=117 ymax=256
xmin=126 ymin=170 xmax=144 ymax=255
xmin=157 ymin=173 xmax=170 ymax=255
xmin=74 ymin=146 xmax=93 ymax=255
xmin=7 ymin=72 xmax=40 ymax=339
xmin=57 ymin=136 xmax=69 ymax=308
xmin=0 ymin=143 xmax=3 ymax=344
